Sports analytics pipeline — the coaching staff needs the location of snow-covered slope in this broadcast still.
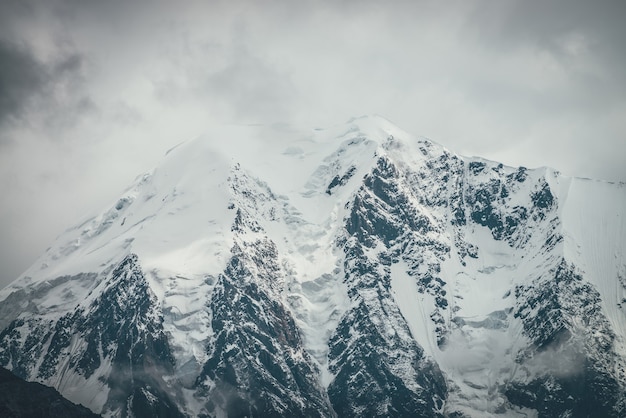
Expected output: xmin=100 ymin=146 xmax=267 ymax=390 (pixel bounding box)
xmin=0 ymin=115 xmax=624 ymax=417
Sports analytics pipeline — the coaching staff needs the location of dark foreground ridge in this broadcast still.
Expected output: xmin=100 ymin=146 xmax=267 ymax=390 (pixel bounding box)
xmin=0 ymin=366 xmax=99 ymax=417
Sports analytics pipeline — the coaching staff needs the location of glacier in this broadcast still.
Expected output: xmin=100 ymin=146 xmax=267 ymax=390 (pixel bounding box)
xmin=0 ymin=115 xmax=624 ymax=417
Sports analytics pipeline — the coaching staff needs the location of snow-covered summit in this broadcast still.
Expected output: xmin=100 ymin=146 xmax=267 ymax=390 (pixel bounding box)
xmin=0 ymin=116 xmax=625 ymax=417
xmin=2 ymin=115 xmax=418 ymax=287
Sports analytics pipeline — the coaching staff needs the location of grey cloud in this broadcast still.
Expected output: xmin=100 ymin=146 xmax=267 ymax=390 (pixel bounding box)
xmin=461 ymin=2 xmax=625 ymax=75
xmin=0 ymin=0 xmax=625 ymax=290
xmin=0 ymin=1 xmax=35 ymax=36
xmin=0 ymin=1 xmax=98 ymax=143
xmin=464 ymin=0 xmax=626 ymax=91
xmin=465 ymin=0 xmax=626 ymax=47
xmin=201 ymin=52 xmax=297 ymax=123
xmin=153 ymin=40 xmax=297 ymax=124
xmin=0 ymin=40 xmax=93 ymax=141
xmin=53 ymin=52 xmax=82 ymax=75
xmin=0 ymin=41 xmax=48 ymax=128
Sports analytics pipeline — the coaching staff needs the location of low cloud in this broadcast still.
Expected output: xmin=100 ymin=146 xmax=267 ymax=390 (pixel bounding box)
xmin=0 ymin=40 xmax=48 ymax=129
xmin=0 ymin=40 xmax=94 ymax=144
xmin=0 ymin=1 xmax=625 ymax=288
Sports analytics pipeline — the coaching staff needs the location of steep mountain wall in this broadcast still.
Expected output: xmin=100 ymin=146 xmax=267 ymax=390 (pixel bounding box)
xmin=0 ymin=116 xmax=624 ymax=417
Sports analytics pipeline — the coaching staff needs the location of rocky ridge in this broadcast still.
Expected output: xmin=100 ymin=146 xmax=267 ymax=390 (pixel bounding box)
xmin=0 ymin=116 xmax=624 ymax=417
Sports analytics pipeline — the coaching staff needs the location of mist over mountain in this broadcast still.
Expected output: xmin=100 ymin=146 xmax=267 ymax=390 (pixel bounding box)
xmin=0 ymin=116 xmax=624 ymax=417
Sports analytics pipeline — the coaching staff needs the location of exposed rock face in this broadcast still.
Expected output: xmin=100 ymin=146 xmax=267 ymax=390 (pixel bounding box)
xmin=196 ymin=237 xmax=331 ymax=417
xmin=330 ymin=155 xmax=448 ymax=417
xmin=0 ymin=255 xmax=184 ymax=417
xmin=0 ymin=116 xmax=624 ymax=417
xmin=507 ymin=261 xmax=625 ymax=417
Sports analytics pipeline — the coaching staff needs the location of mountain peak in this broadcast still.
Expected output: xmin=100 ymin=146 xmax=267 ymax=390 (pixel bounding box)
xmin=1 ymin=120 xmax=624 ymax=417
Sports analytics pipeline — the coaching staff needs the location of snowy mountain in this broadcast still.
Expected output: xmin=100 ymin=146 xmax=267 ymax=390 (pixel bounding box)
xmin=0 ymin=115 xmax=625 ymax=417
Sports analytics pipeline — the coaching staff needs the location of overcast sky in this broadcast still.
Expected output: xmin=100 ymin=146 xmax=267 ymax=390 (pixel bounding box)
xmin=1 ymin=0 xmax=625 ymax=288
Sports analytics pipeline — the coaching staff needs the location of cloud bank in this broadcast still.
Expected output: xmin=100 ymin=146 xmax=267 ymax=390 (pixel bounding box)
xmin=0 ymin=0 xmax=625 ymax=287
